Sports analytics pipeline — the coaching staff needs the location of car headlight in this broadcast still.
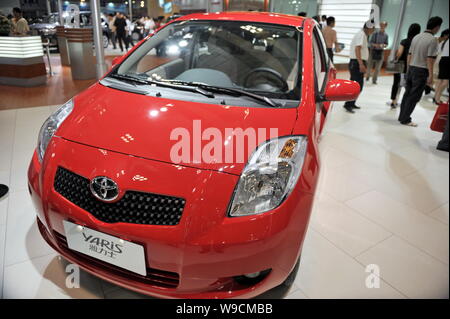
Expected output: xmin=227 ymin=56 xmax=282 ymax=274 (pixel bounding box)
xmin=228 ymin=136 xmax=308 ymax=217
xmin=37 ymin=99 xmax=74 ymax=162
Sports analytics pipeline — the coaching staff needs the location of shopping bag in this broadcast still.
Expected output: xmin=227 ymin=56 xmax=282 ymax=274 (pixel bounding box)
xmin=430 ymin=102 xmax=449 ymax=133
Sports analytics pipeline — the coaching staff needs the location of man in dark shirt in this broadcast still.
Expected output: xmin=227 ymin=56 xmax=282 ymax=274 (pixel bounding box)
xmin=399 ymin=16 xmax=442 ymax=127
xmin=114 ymin=12 xmax=128 ymax=52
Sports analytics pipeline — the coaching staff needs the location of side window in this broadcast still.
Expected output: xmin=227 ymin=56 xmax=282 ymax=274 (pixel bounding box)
xmin=312 ymin=26 xmax=329 ymax=95
xmin=315 ymin=27 xmax=330 ymax=67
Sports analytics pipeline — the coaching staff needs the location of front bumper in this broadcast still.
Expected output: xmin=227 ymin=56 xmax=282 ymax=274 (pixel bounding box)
xmin=28 ymin=137 xmax=317 ymax=298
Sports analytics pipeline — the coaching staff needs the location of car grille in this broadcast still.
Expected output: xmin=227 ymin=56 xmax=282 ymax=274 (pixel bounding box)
xmin=54 ymin=167 xmax=185 ymax=226
xmin=52 ymin=231 xmax=180 ymax=288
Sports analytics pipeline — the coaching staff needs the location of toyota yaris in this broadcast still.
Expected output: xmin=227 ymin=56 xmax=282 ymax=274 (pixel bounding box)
xmin=28 ymin=12 xmax=359 ymax=298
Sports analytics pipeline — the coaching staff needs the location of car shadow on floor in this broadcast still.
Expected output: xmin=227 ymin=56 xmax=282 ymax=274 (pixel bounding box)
xmin=96 ymin=276 xmax=294 ymax=299
xmin=253 ymin=283 xmax=293 ymax=299
xmin=38 ymin=255 xmax=294 ymax=299
xmin=25 ymin=223 xmax=103 ymax=298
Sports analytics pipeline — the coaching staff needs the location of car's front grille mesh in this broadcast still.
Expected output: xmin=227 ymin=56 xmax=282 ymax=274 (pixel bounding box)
xmin=54 ymin=167 xmax=185 ymax=226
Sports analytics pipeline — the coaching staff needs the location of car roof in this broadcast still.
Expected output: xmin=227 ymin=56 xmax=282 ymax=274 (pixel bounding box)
xmin=178 ymin=11 xmax=306 ymax=28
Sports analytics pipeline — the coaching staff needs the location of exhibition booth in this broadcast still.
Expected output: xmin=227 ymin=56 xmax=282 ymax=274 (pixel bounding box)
xmin=0 ymin=36 xmax=47 ymax=86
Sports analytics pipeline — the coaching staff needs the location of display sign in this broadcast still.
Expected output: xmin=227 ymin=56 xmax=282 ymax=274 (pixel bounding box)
xmin=64 ymin=4 xmax=80 ymax=28
xmin=63 ymin=220 xmax=147 ymax=276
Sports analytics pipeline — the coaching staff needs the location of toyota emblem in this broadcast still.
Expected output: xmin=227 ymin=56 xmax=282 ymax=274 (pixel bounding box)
xmin=90 ymin=176 xmax=119 ymax=202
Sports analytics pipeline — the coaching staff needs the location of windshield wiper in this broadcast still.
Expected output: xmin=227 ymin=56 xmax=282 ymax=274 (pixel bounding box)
xmin=160 ymin=80 xmax=281 ymax=108
xmin=105 ymin=74 xmax=150 ymax=94
xmin=109 ymin=74 xmax=280 ymax=107
xmin=108 ymin=74 xmax=215 ymax=98
xmin=109 ymin=73 xmax=149 ymax=86
xmin=199 ymin=84 xmax=281 ymax=108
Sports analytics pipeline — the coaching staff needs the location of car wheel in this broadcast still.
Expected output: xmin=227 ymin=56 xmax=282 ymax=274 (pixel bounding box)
xmin=103 ymin=35 xmax=108 ymax=48
xmin=280 ymin=257 xmax=300 ymax=287
xmin=132 ymin=32 xmax=141 ymax=42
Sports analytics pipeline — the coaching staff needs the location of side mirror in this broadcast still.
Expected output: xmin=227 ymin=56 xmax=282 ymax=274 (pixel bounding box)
xmin=322 ymin=79 xmax=360 ymax=102
xmin=112 ymin=56 xmax=122 ymax=67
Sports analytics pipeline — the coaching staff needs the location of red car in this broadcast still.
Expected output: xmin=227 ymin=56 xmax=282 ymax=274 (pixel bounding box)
xmin=28 ymin=12 xmax=359 ymax=298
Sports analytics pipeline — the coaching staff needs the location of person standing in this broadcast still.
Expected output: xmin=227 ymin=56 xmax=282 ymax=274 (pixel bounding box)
xmin=114 ymin=12 xmax=128 ymax=52
xmin=321 ymin=15 xmax=327 ymax=29
xmin=312 ymin=15 xmax=321 ymax=28
xmin=0 ymin=11 xmax=10 ymax=36
xmin=398 ymin=16 xmax=442 ymax=127
xmin=343 ymin=22 xmax=375 ymax=113
xmin=322 ymin=16 xmax=341 ymax=63
xmin=107 ymin=13 xmax=117 ymax=49
xmin=144 ymin=16 xmax=155 ymax=37
xmin=10 ymin=7 xmax=29 ymax=36
xmin=155 ymin=16 xmax=165 ymax=29
xmin=366 ymin=21 xmax=388 ymax=84
xmin=389 ymin=23 xmax=421 ymax=109
xmin=125 ymin=15 xmax=134 ymax=48
xmin=434 ymin=29 xmax=449 ymax=104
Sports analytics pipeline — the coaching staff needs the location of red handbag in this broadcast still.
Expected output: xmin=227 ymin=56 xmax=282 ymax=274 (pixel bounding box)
xmin=431 ymin=102 xmax=449 ymax=133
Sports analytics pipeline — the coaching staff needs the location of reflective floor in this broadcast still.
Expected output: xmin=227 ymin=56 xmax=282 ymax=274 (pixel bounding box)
xmin=0 ymin=56 xmax=96 ymax=110
xmin=0 ymin=76 xmax=448 ymax=299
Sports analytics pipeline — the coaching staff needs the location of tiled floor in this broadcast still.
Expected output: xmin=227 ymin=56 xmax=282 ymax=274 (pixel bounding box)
xmin=0 ymin=76 xmax=448 ymax=299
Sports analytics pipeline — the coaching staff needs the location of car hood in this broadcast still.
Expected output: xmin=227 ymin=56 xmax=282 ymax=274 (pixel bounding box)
xmin=57 ymin=83 xmax=298 ymax=175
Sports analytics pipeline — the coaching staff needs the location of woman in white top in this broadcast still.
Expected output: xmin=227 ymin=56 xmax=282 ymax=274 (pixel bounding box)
xmin=144 ymin=16 xmax=155 ymax=37
xmin=435 ymin=29 xmax=449 ymax=104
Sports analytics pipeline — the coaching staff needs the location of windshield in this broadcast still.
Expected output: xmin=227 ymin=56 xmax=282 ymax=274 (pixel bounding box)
xmin=113 ymin=20 xmax=302 ymax=103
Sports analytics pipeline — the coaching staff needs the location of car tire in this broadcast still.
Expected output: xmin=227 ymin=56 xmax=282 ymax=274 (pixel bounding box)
xmin=132 ymin=32 xmax=141 ymax=42
xmin=103 ymin=35 xmax=108 ymax=48
xmin=280 ymin=257 xmax=300 ymax=287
